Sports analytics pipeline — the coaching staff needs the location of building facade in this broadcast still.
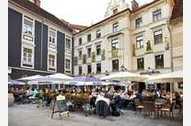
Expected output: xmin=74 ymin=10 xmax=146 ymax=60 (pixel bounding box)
xmin=73 ymin=0 xmax=180 ymax=77
xmin=8 ymin=0 xmax=73 ymax=79
xmin=8 ymin=0 xmax=183 ymax=81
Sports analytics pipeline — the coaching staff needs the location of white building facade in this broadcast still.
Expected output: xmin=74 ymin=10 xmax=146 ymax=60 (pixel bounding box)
xmin=73 ymin=0 xmax=177 ymax=77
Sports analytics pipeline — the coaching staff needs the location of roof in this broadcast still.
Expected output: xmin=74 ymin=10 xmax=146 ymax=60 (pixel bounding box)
xmin=74 ymin=0 xmax=161 ymax=35
xmin=170 ymin=0 xmax=183 ymax=20
xmin=74 ymin=8 xmax=132 ymax=35
xmin=9 ymin=0 xmax=73 ymax=32
xmin=60 ymin=19 xmax=87 ymax=31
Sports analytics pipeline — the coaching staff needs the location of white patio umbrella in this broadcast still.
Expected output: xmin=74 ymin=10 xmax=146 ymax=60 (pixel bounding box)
xmin=17 ymin=75 xmax=43 ymax=81
xmin=8 ymin=80 xmax=25 ymax=85
xmin=28 ymin=73 xmax=73 ymax=85
xmin=100 ymin=71 xmax=149 ymax=82
xmin=47 ymin=73 xmax=73 ymax=80
xmin=146 ymin=71 xmax=183 ymax=83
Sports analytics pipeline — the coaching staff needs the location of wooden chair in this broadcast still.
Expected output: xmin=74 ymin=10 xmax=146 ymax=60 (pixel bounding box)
xmin=134 ymin=98 xmax=144 ymax=115
xmin=160 ymin=101 xmax=176 ymax=120
xmin=143 ymin=100 xmax=155 ymax=117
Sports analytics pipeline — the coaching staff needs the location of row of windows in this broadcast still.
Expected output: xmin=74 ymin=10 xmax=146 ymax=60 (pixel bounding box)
xmin=77 ymin=53 xmax=164 ymax=75
xmin=78 ymin=38 xmax=119 ymax=61
xmin=78 ymin=22 xmax=119 ymax=46
xmin=137 ymin=54 xmax=164 ymax=70
xmin=78 ymin=44 xmax=101 ymax=60
xmin=77 ymin=9 xmax=162 ymax=46
xmin=135 ymin=9 xmax=162 ymax=28
xmin=22 ymin=47 xmax=71 ymax=72
xmin=136 ymin=29 xmax=163 ymax=49
xmin=23 ymin=16 xmax=71 ymax=49
xmin=78 ymin=60 xmax=119 ymax=75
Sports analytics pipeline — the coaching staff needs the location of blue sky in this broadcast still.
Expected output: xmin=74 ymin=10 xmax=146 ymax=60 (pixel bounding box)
xmin=41 ymin=0 xmax=152 ymax=26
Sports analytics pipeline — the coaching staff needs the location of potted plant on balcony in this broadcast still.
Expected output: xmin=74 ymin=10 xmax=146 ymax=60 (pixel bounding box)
xmin=145 ymin=40 xmax=153 ymax=54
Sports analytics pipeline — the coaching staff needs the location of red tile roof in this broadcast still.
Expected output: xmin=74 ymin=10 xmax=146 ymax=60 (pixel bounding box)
xmin=171 ymin=0 xmax=183 ymax=20
xmin=9 ymin=0 xmax=73 ymax=32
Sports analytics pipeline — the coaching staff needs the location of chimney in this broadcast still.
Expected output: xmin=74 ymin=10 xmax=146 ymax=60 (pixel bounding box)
xmin=34 ymin=0 xmax=41 ymax=7
xmin=131 ymin=0 xmax=139 ymax=10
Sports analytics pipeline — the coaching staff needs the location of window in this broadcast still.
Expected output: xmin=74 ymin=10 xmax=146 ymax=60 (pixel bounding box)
xmin=48 ymin=28 xmax=56 ymax=46
xmin=96 ymin=30 xmax=101 ymax=39
xmin=137 ymin=58 xmax=144 ymax=70
xmin=136 ymin=35 xmax=144 ymax=49
xmin=111 ymin=38 xmax=119 ymax=50
xmin=87 ymin=65 xmax=92 ymax=74
xmin=112 ymin=59 xmax=119 ymax=72
xmin=153 ymin=9 xmax=162 ymax=22
xmin=87 ymin=34 xmax=91 ymax=42
xmin=48 ymin=54 xmax=55 ymax=69
xmin=154 ymin=29 xmax=163 ymax=44
xmin=23 ymin=48 xmax=33 ymax=65
xmin=79 ymin=66 xmax=82 ymax=75
xmin=96 ymin=45 xmax=101 ymax=55
xmin=79 ymin=38 xmax=82 ymax=45
xmin=87 ymin=48 xmax=91 ymax=58
xmin=113 ymin=8 xmax=118 ymax=14
xmin=79 ymin=50 xmax=82 ymax=60
xmin=135 ymin=17 xmax=142 ymax=28
xmin=74 ymin=57 xmax=78 ymax=66
xmin=155 ymin=54 xmax=164 ymax=69
xmin=96 ymin=63 xmax=101 ymax=74
xmin=83 ymin=54 xmax=87 ymax=64
xmin=113 ymin=22 xmax=119 ymax=33
xmin=65 ymin=38 xmax=71 ymax=49
xmin=65 ymin=59 xmax=70 ymax=69
xmin=23 ymin=16 xmax=33 ymax=36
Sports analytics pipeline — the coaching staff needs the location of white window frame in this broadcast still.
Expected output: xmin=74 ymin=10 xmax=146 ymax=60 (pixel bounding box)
xmin=21 ymin=46 xmax=34 ymax=69
xmin=111 ymin=38 xmax=119 ymax=50
xmin=113 ymin=22 xmax=119 ymax=33
xmin=22 ymin=15 xmax=34 ymax=44
xmin=65 ymin=59 xmax=71 ymax=70
xmin=87 ymin=47 xmax=91 ymax=58
xmin=136 ymin=35 xmax=144 ymax=49
xmin=154 ymin=29 xmax=163 ymax=44
xmin=48 ymin=53 xmax=57 ymax=72
xmin=96 ymin=30 xmax=101 ymax=39
xmin=48 ymin=28 xmax=57 ymax=49
xmin=153 ymin=9 xmax=162 ymax=22
xmin=78 ymin=50 xmax=82 ymax=60
xmin=65 ymin=36 xmax=72 ymax=50
xmin=135 ymin=17 xmax=143 ymax=28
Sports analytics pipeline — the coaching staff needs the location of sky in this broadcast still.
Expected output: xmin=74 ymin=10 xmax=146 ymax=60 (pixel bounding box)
xmin=41 ymin=0 xmax=152 ymax=26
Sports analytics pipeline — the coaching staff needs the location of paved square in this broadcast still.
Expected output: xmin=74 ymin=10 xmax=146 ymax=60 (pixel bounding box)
xmin=9 ymin=104 xmax=182 ymax=126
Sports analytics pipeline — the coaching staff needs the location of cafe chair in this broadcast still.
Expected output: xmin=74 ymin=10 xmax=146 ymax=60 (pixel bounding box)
xmin=134 ymin=98 xmax=144 ymax=115
xmin=160 ymin=102 xmax=176 ymax=120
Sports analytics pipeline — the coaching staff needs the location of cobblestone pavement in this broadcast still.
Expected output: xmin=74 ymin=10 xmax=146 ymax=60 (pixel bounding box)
xmin=8 ymin=104 xmax=182 ymax=126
